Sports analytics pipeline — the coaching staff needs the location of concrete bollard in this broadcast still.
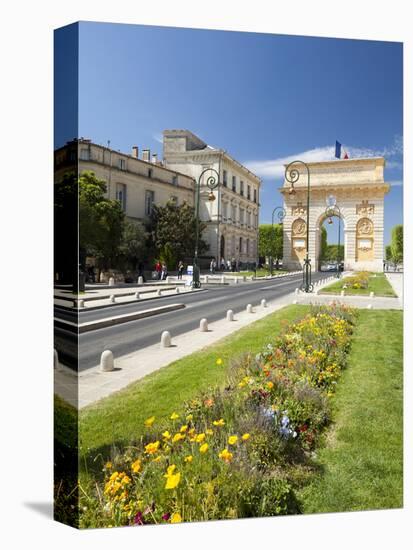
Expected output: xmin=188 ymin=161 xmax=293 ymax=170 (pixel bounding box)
xmin=367 ymin=304 xmax=372 ymax=309
xmin=161 ymin=331 xmax=171 ymax=348
xmin=54 ymin=349 xmax=59 ymax=370
xmin=226 ymin=309 xmax=234 ymax=321
xmin=175 ymin=287 xmax=180 ymax=294
xmin=261 ymin=299 xmax=267 ymax=308
xmin=135 ymin=292 xmax=140 ymax=300
xmin=157 ymin=289 xmax=162 ymax=296
xmin=246 ymin=303 xmax=253 ymax=313
xmin=234 ymin=277 xmax=239 ymax=284
xmin=138 ymin=276 xmax=144 ymax=284
xmin=221 ymin=276 xmax=226 ymax=284
xmin=369 ymin=291 xmax=375 ymax=298
xmin=100 ymin=350 xmax=114 ymax=372
xmin=340 ymin=290 xmax=345 ymax=297
xmin=293 ymin=299 xmax=298 ymax=304
xmin=295 ymin=288 xmax=299 ymax=295
xmin=78 ymin=299 xmax=85 ymax=308
xmin=108 ymin=277 xmax=115 ymax=286
xmin=166 ymin=276 xmax=171 ymax=283
xmin=109 ymin=295 xmax=116 ymax=303
xmin=200 ymin=318 xmax=208 ymax=332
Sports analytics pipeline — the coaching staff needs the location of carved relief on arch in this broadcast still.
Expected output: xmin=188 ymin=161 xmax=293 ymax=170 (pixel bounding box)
xmin=292 ymin=218 xmax=306 ymax=236
xmin=356 ymin=217 xmax=374 ymax=236
xmin=356 ymin=218 xmax=374 ymax=261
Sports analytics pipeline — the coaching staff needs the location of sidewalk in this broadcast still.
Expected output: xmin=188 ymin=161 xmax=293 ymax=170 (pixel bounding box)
xmin=385 ymin=272 xmax=403 ymax=302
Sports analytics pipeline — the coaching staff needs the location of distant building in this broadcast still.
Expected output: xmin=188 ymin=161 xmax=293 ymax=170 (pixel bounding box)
xmin=163 ymin=130 xmax=261 ymax=264
xmin=54 ymin=131 xmax=261 ymax=265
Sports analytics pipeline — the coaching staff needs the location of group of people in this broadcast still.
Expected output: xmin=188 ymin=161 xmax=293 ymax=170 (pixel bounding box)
xmin=210 ymin=257 xmax=239 ymax=273
xmin=153 ymin=260 xmax=186 ymax=280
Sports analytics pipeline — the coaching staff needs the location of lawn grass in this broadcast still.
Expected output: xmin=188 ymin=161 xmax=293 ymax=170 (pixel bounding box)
xmin=79 ymin=304 xmax=305 ymax=457
xmin=237 ymin=269 xmax=287 ymax=277
xmin=320 ymin=272 xmax=396 ymax=297
xmin=299 ymin=309 xmax=403 ymax=512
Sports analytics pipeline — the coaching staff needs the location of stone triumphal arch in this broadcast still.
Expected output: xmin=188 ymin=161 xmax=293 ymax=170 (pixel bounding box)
xmin=281 ymin=157 xmax=390 ymax=272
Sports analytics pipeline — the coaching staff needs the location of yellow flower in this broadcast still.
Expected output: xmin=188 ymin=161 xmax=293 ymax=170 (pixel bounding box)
xmin=165 ymin=464 xmax=176 ymax=476
xmin=206 ymin=429 xmax=213 ymax=436
xmin=213 ymin=418 xmax=225 ymax=427
xmin=180 ymin=425 xmax=188 ymax=433
xmin=184 ymin=455 xmax=193 ymax=463
xmin=186 ymin=414 xmax=193 ymax=421
xmin=266 ymin=381 xmax=274 ymax=389
xmin=188 ymin=427 xmax=196 ymax=436
xmin=171 ymin=512 xmax=182 ymax=523
xmin=131 ymin=459 xmax=141 ymax=473
xmin=170 ymin=412 xmax=179 ymax=420
xmin=144 ymin=441 xmax=160 ymax=455
xmin=144 ymin=415 xmax=155 ymax=428
xmin=162 ymin=430 xmax=171 ymax=440
xmin=195 ymin=433 xmax=206 ymax=443
xmin=104 ymin=461 xmax=112 ymax=470
xmin=165 ymin=472 xmax=181 ymax=490
xmin=172 ymin=432 xmax=185 ymax=443
xmin=199 ymin=443 xmax=209 ymax=454
xmin=216 ymin=358 xmax=223 ymax=366
xmin=218 ymin=448 xmax=233 ymax=463
xmin=241 ymin=433 xmax=250 ymax=441
xmin=228 ymin=435 xmax=238 ymax=446
xmin=152 ymin=456 xmax=162 ymax=463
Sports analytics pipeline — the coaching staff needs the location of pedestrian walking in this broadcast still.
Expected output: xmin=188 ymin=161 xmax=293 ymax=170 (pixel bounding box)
xmin=155 ymin=260 xmax=162 ymax=280
xmin=210 ymin=258 xmax=216 ymax=274
xmin=220 ymin=258 xmax=226 ymax=271
xmin=231 ymin=258 xmax=236 ymax=272
xmin=227 ymin=259 xmax=231 ymax=271
xmin=177 ymin=260 xmax=184 ymax=280
xmin=138 ymin=260 xmax=146 ymax=282
xmin=161 ymin=263 xmax=168 ymax=280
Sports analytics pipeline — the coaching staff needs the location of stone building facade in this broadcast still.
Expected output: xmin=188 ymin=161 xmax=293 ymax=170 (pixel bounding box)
xmin=73 ymin=139 xmax=195 ymax=221
xmin=281 ymin=157 xmax=390 ymax=272
xmin=162 ymin=130 xmax=261 ymax=264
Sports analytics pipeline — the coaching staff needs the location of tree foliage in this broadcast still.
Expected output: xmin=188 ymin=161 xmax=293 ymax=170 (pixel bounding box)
xmin=385 ymin=245 xmax=393 ymax=262
xmin=320 ymin=226 xmax=328 ymax=260
xmin=258 ymin=224 xmax=283 ymax=258
xmin=148 ymin=201 xmax=208 ymax=268
xmin=118 ymin=219 xmax=148 ymax=271
xmin=391 ymin=224 xmax=403 ymax=264
xmin=321 ymin=244 xmax=345 ymax=262
xmin=79 ymin=171 xmax=125 ymax=270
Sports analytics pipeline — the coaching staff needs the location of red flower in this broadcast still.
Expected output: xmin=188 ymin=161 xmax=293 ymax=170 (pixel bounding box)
xmin=134 ymin=511 xmax=145 ymax=525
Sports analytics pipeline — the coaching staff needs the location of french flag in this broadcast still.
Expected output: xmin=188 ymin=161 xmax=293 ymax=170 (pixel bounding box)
xmin=335 ymin=141 xmax=349 ymax=159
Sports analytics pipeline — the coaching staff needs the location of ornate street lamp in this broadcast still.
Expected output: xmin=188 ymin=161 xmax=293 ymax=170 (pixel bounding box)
xmin=324 ymin=202 xmax=342 ymax=278
xmin=192 ymin=168 xmax=220 ymax=288
xmin=285 ymin=160 xmax=313 ymax=292
xmin=269 ymin=206 xmax=286 ymax=275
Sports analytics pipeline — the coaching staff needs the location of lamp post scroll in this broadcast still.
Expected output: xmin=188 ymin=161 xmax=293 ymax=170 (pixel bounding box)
xmin=192 ymin=168 xmax=220 ymax=288
xmin=285 ymin=160 xmax=313 ymax=293
xmin=270 ymin=206 xmax=286 ymax=275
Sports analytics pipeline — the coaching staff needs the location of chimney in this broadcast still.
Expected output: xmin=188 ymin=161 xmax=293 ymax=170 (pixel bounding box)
xmin=142 ymin=149 xmax=151 ymax=162
xmin=132 ymin=146 xmax=139 ymax=158
xmin=152 ymin=153 xmax=158 ymax=164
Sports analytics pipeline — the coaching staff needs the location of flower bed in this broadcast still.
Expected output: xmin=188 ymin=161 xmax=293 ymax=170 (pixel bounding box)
xmin=342 ymin=271 xmax=370 ymax=290
xmin=79 ymin=304 xmax=356 ymax=527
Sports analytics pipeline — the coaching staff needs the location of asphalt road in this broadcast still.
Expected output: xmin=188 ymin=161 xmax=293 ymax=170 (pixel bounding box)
xmin=54 ymin=272 xmax=330 ymax=372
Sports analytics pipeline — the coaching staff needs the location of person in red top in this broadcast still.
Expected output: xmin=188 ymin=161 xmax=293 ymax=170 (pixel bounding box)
xmin=155 ymin=261 xmax=162 ymax=280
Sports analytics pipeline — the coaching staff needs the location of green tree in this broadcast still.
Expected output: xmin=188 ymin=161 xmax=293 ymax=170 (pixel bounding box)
xmin=385 ymin=245 xmax=393 ymax=262
xmin=319 ymin=226 xmax=328 ymax=260
xmin=79 ymin=170 xmax=125 ymax=272
xmin=118 ymin=219 xmax=148 ymax=271
xmin=148 ymin=201 xmax=208 ymax=268
xmin=258 ymin=224 xmax=283 ymax=259
xmin=391 ymin=225 xmax=403 ymax=265
xmin=323 ymin=244 xmax=344 ymax=262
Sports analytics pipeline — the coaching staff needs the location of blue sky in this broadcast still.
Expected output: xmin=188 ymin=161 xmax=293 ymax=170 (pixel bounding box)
xmin=73 ymin=21 xmax=403 ymax=245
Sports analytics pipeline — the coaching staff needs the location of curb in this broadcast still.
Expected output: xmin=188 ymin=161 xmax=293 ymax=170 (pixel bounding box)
xmin=55 ymin=303 xmax=186 ymax=333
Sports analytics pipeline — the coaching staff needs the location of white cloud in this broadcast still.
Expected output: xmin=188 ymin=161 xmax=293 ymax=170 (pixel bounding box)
xmin=152 ymin=133 xmax=163 ymax=144
xmin=244 ymin=135 xmax=403 ymax=180
xmin=389 ymin=180 xmax=403 ymax=186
